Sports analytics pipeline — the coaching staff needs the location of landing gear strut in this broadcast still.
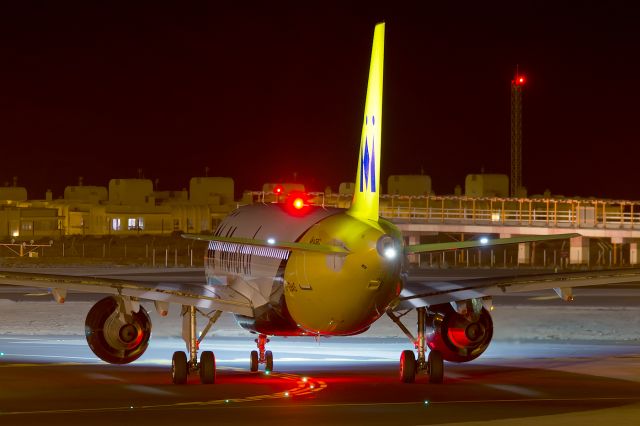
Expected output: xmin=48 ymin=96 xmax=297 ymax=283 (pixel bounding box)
xmin=250 ymin=334 xmax=273 ymax=373
xmin=171 ymin=306 xmax=221 ymax=384
xmin=388 ymin=307 xmax=444 ymax=384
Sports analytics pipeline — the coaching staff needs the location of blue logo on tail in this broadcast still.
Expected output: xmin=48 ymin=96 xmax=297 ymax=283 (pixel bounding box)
xmin=360 ymin=115 xmax=376 ymax=193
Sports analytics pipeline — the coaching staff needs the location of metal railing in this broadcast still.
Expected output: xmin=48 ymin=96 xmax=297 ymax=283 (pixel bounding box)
xmin=249 ymin=192 xmax=640 ymax=230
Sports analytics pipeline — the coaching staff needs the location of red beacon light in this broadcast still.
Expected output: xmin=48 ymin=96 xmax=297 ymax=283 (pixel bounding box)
xmin=274 ymin=185 xmax=284 ymax=195
xmin=514 ymin=75 xmax=526 ymax=86
xmin=292 ymin=197 xmax=304 ymax=210
xmin=283 ymin=191 xmax=310 ymax=215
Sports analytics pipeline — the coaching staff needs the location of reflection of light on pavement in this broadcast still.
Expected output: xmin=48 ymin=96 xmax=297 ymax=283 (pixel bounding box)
xmin=487 ymin=384 xmax=542 ymax=397
xmin=0 ymin=367 xmax=328 ymax=416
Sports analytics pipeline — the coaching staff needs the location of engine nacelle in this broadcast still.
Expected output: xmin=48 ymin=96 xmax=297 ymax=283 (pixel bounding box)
xmin=427 ymin=305 xmax=493 ymax=363
xmin=85 ymin=296 xmax=152 ymax=364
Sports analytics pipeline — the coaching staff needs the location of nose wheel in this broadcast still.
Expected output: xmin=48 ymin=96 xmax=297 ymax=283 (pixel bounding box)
xmin=388 ymin=307 xmax=444 ymax=384
xmin=250 ymin=334 xmax=274 ymax=373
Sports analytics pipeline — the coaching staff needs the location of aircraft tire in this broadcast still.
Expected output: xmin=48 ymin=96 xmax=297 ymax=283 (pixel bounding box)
xmin=250 ymin=350 xmax=259 ymax=372
xmin=265 ymin=350 xmax=274 ymax=372
xmin=200 ymin=351 xmax=216 ymax=384
xmin=428 ymin=350 xmax=444 ymax=384
xmin=172 ymin=351 xmax=188 ymax=384
xmin=400 ymin=350 xmax=416 ymax=383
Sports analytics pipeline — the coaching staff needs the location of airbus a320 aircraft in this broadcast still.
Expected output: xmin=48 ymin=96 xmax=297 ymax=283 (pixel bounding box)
xmin=2 ymin=22 xmax=639 ymax=384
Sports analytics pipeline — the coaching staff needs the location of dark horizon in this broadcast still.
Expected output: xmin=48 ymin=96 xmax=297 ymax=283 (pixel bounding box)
xmin=1 ymin=2 xmax=639 ymax=200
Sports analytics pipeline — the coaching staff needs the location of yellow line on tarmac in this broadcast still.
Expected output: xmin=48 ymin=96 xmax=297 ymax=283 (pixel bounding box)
xmin=0 ymin=362 xmax=94 ymax=368
xmin=0 ymin=368 xmax=328 ymax=416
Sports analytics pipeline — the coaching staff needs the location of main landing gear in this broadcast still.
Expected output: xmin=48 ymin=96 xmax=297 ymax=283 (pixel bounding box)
xmin=388 ymin=307 xmax=444 ymax=384
xmin=171 ymin=306 xmax=222 ymax=385
xmin=250 ymin=334 xmax=274 ymax=373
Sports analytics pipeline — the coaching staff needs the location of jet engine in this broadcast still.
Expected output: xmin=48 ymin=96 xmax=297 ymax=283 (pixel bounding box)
xmin=426 ymin=303 xmax=493 ymax=363
xmin=85 ymin=296 xmax=152 ymax=364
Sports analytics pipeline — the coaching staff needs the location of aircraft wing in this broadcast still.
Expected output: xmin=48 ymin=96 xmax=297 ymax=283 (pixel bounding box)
xmin=404 ymin=233 xmax=579 ymax=254
xmin=0 ymin=268 xmax=254 ymax=316
xmin=396 ymin=268 xmax=640 ymax=309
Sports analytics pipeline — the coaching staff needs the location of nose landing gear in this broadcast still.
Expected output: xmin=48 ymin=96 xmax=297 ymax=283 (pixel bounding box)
xmin=250 ymin=334 xmax=274 ymax=373
xmin=171 ymin=306 xmax=221 ymax=384
xmin=388 ymin=307 xmax=444 ymax=384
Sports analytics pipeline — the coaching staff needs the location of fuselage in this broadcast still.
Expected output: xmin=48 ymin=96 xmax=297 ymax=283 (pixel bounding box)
xmin=204 ymin=203 xmax=403 ymax=336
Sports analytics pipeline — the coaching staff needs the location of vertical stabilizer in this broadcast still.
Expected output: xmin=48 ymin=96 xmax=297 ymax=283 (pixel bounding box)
xmin=348 ymin=22 xmax=384 ymax=222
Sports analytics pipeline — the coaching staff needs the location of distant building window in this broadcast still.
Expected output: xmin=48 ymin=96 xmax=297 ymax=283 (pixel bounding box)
xmin=138 ymin=217 xmax=145 ymax=230
xmin=187 ymin=218 xmax=193 ymax=230
xmin=173 ymin=219 xmax=180 ymax=231
xmin=112 ymin=218 xmax=121 ymax=231
xmin=21 ymin=221 xmax=33 ymax=231
xmin=128 ymin=218 xmax=137 ymax=230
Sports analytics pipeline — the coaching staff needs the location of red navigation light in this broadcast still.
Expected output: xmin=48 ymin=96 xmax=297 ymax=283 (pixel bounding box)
xmin=274 ymin=185 xmax=283 ymax=195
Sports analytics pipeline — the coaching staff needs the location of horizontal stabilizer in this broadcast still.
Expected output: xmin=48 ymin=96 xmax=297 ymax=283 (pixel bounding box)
xmin=404 ymin=233 xmax=580 ymax=254
xmin=182 ymin=234 xmax=350 ymax=255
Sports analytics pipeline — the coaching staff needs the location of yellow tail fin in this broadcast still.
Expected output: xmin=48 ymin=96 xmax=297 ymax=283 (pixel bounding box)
xmin=348 ymin=22 xmax=384 ymax=222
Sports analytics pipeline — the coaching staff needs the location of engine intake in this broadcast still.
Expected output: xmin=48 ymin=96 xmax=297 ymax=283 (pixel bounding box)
xmin=427 ymin=305 xmax=493 ymax=363
xmin=85 ymin=296 xmax=152 ymax=364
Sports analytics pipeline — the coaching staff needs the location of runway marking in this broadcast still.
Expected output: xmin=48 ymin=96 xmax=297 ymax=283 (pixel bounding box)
xmin=0 ymin=367 xmax=328 ymax=416
xmin=165 ymin=396 xmax=640 ymax=409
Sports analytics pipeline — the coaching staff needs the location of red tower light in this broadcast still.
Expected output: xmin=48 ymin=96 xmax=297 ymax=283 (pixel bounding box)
xmin=514 ymin=75 xmax=526 ymax=86
xmin=274 ymin=185 xmax=283 ymax=195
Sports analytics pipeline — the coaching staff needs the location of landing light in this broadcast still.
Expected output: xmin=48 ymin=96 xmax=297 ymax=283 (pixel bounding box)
xmin=480 ymin=237 xmax=489 ymax=245
xmin=267 ymin=238 xmax=276 ymax=245
xmin=377 ymin=235 xmax=399 ymax=260
xmin=384 ymin=247 xmax=397 ymax=259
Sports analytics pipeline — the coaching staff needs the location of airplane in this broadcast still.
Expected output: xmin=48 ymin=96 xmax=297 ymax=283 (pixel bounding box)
xmin=2 ymin=22 xmax=640 ymax=385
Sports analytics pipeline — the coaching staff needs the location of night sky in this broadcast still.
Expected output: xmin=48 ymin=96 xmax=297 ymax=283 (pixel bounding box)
xmin=1 ymin=2 xmax=639 ymax=200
